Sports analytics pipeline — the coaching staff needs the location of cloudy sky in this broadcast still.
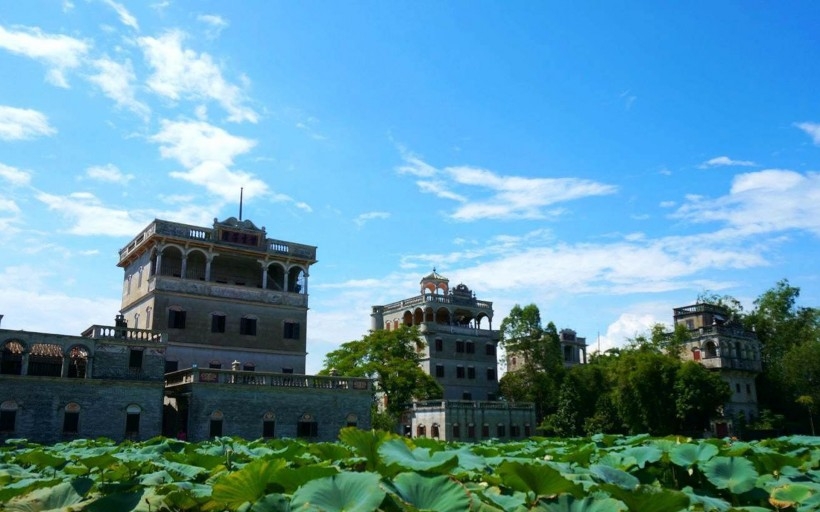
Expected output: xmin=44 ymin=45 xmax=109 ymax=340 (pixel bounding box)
xmin=2 ymin=1 xmax=819 ymax=373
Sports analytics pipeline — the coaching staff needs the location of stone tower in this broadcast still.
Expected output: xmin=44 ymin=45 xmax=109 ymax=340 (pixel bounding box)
xmin=117 ymin=216 xmax=317 ymax=374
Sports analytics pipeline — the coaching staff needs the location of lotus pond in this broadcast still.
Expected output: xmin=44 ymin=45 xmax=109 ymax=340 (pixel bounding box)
xmin=2 ymin=429 xmax=820 ymax=511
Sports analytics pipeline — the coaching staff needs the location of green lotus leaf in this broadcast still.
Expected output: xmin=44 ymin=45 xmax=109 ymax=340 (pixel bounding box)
xmin=680 ymin=485 xmax=732 ymax=512
xmin=378 ymin=438 xmax=458 ymax=473
xmin=388 ymin=472 xmax=470 ymax=512
xmin=669 ymin=441 xmax=719 ymax=467
xmin=532 ymin=493 xmax=628 ymax=511
xmin=619 ymin=445 xmax=663 ymax=469
xmin=339 ymin=428 xmax=394 ymax=472
xmin=268 ymin=465 xmax=339 ymax=494
xmin=5 ymin=478 xmax=92 ymax=512
xmin=497 ymin=460 xmax=582 ymax=500
xmin=769 ymin=484 xmax=815 ymax=509
xmin=239 ymin=493 xmax=291 ymax=512
xmin=700 ymin=456 xmax=759 ymax=494
xmin=209 ymin=458 xmax=286 ymax=509
xmin=85 ymin=487 xmax=166 ymax=512
xmin=0 ymin=478 xmax=62 ymax=503
xmin=14 ymin=450 xmax=68 ymax=471
xmin=600 ymin=484 xmax=689 ymax=512
xmin=588 ymin=464 xmax=639 ymax=490
xmin=481 ymin=486 xmax=528 ymax=511
xmin=290 ymin=471 xmax=384 ymax=512
xmin=309 ymin=442 xmax=353 ymax=462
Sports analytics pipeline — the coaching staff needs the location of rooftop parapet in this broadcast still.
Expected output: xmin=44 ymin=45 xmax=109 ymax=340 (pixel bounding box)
xmin=164 ymin=367 xmax=372 ymax=391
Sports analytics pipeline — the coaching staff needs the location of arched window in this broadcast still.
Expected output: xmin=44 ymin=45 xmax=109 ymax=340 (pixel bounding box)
xmin=125 ymin=404 xmax=141 ymax=437
xmin=298 ymin=413 xmax=318 ymax=438
xmin=263 ymin=411 xmax=276 ymax=438
xmin=346 ymin=413 xmax=358 ymax=428
xmin=431 ymin=423 xmax=440 ymax=438
xmin=28 ymin=344 xmax=63 ymax=376
xmin=1 ymin=340 xmax=24 ymax=375
xmin=0 ymin=400 xmax=18 ymax=432
xmin=64 ymin=402 xmax=80 ymax=434
xmin=416 ymin=424 xmax=426 ymax=437
xmin=704 ymin=341 xmax=717 ymax=358
xmin=210 ymin=411 xmax=224 ymax=437
xmin=68 ymin=345 xmax=89 ymax=378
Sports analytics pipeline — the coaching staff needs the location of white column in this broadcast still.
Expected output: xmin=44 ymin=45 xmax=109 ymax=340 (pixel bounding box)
xmin=180 ymin=254 xmax=188 ymax=279
xmin=155 ymin=248 xmax=163 ymax=276
xmin=259 ymin=261 xmax=268 ymax=289
xmin=205 ymin=256 xmax=213 ymax=282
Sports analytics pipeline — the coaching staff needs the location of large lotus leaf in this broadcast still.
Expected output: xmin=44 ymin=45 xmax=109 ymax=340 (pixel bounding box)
xmin=0 ymin=478 xmax=62 ymax=503
xmin=388 ymin=472 xmax=470 ymax=512
xmin=588 ymin=464 xmax=639 ymax=490
xmin=339 ymin=428 xmax=394 ymax=472
xmin=156 ymin=459 xmax=208 ymax=481
xmin=452 ymin=446 xmax=488 ymax=473
xmin=290 ymin=471 xmax=384 ymax=512
xmin=600 ymin=484 xmax=689 ymax=512
xmin=0 ymin=464 xmax=38 ymax=484
xmin=497 ymin=460 xmax=582 ymax=500
xmin=209 ymin=458 xmax=286 ymax=509
xmin=14 ymin=450 xmax=68 ymax=471
xmin=165 ymin=450 xmax=225 ymax=471
xmin=238 ymin=493 xmax=291 ymax=512
xmin=5 ymin=478 xmax=92 ymax=512
xmin=85 ymin=487 xmax=167 ymax=512
xmin=669 ymin=442 xmax=719 ymax=467
xmin=594 ymin=451 xmax=638 ymax=471
xmin=751 ymin=452 xmax=803 ymax=475
xmin=268 ymin=465 xmax=339 ymax=494
xmin=309 ymin=442 xmax=353 ymax=462
xmin=768 ymin=484 xmax=815 ymax=509
xmin=532 ymin=494 xmax=628 ymax=512
xmin=618 ymin=445 xmax=662 ymax=469
xmin=700 ymin=456 xmax=759 ymax=494
xmin=480 ymin=486 xmax=528 ymax=511
xmin=378 ymin=439 xmax=458 ymax=473
xmin=561 ymin=443 xmax=596 ymax=465
xmin=79 ymin=452 xmax=121 ymax=471
xmin=138 ymin=469 xmax=174 ymax=486
xmin=680 ymin=486 xmax=732 ymax=512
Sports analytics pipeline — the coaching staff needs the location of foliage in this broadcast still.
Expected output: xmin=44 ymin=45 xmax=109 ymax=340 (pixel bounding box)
xmin=320 ymin=326 xmax=442 ymax=424
xmin=3 ymin=432 xmax=820 ymax=511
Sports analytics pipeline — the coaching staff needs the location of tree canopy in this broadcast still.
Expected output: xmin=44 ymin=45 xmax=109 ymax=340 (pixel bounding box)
xmin=320 ymin=326 xmax=442 ymax=429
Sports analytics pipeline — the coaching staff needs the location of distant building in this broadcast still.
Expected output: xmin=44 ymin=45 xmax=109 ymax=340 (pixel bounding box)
xmin=1 ymin=216 xmax=373 ymax=444
xmin=673 ymin=303 xmax=761 ymax=434
xmin=371 ymin=270 xmax=535 ymax=441
xmin=505 ymin=328 xmax=587 ymax=373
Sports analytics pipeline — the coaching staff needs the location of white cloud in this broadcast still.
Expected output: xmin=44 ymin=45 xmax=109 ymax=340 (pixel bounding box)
xmin=101 ymin=0 xmax=139 ymax=30
xmin=673 ymin=169 xmax=820 ymax=236
xmin=795 ymin=122 xmax=820 ymax=145
xmin=87 ymin=57 xmax=150 ymax=119
xmin=354 ymin=211 xmax=390 ymax=227
xmin=85 ymin=164 xmax=134 ymax=185
xmin=0 ymin=105 xmax=56 ymax=140
xmin=0 ymin=25 xmax=89 ymax=87
xmin=138 ymin=30 xmax=257 ymax=123
xmin=36 ymin=191 xmax=149 ymax=236
xmin=593 ymin=313 xmax=661 ymax=354
xmin=151 ymin=119 xmax=256 ymax=168
xmin=698 ymin=156 xmax=756 ymax=168
xmin=169 ymin=161 xmax=269 ymax=201
xmin=0 ymin=163 xmax=32 ymax=186
xmin=197 ymin=14 xmax=228 ymax=38
xmin=397 ymin=153 xmax=617 ymax=221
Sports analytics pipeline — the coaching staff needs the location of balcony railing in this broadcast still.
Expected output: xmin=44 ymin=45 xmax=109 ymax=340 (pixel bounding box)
xmin=700 ymin=356 xmax=762 ymax=372
xmin=411 ymin=399 xmax=535 ymax=412
xmin=151 ymin=276 xmax=308 ymax=307
xmin=82 ymin=325 xmax=166 ymax=343
xmin=382 ymin=294 xmax=493 ymax=312
xmin=165 ymin=368 xmax=372 ymax=391
xmin=419 ymin=323 xmax=499 ymax=338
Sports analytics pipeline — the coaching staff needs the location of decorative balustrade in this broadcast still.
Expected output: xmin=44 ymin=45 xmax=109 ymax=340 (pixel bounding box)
xmin=382 ymin=294 xmax=493 ymax=312
xmin=699 ymin=356 xmax=762 ymax=372
xmin=411 ymin=399 xmax=535 ymax=412
xmin=119 ymin=220 xmax=317 ymax=262
xmin=419 ymin=323 xmax=498 ymax=338
xmin=164 ymin=368 xmax=372 ymax=391
xmin=82 ymin=325 xmax=166 ymax=343
xmin=152 ymin=277 xmax=308 ymax=306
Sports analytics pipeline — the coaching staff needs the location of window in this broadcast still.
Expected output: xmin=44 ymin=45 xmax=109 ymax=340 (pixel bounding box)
xmin=263 ymin=412 xmax=276 ymax=438
xmin=466 ymin=341 xmax=475 ymax=354
xmin=462 ymin=391 xmax=472 ymax=400
xmin=511 ymin=425 xmax=521 ymax=437
xmin=481 ymin=424 xmax=490 ymax=438
xmin=435 ymin=364 xmax=445 ymax=377
xmin=63 ymin=403 xmax=80 ymax=434
xmin=284 ymin=321 xmax=301 ymax=339
xmin=165 ymin=360 xmax=179 ymax=373
xmin=456 ymin=341 xmax=465 ymax=353
xmin=467 ymin=366 xmax=475 ymax=379
xmin=735 ymin=383 xmax=741 ymax=393
xmin=211 ymin=314 xmax=226 ymax=333
xmin=431 ymin=424 xmax=440 ymax=438
xmin=240 ymin=317 xmax=257 ymax=336
xmin=346 ymin=413 xmax=358 ymax=428
xmin=468 ymin=424 xmax=476 ymax=438
xmin=485 ymin=344 xmax=496 ymax=356
xmin=487 ymin=392 xmax=497 ymax=401
xmin=28 ymin=343 xmax=62 ymax=377
xmin=746 ymin=383 xmax=752 ymax=394
xmin=282 ymin=367 xmax=294 ymax=374
xmin=435 ymin=339 xmax=443 ymax=352
xmin=297 ymin=414 xmax=318 ymax=438
xmin=524 ymin=424 xmax=532 ymax=437
xmin=129 ymin=349 xmax=144 ymax=370
xmin=68 ymin=346 xmax=89 ymax=378
xmin=487 ymin=368 xmax=496 ymax=381
xmin=452 ymin=424 xmax=461 ymax=438
xmin=456 ymin=366 xmax=465 ymax=379
xmin=496 ymin=424 xmax=506 ymax=437
xmin=685 ymin=319 xmax=695 ymax=330
xmin=210 ymin=411 xmax=223 ymax=437
xmin=0 ymin=401 xmax=17 ymax=432
xmin=416 ymin=424 xmax=426 ymax=437
xmin=243 ymin=363 xmax=255 ymax=371
xmin=168 ymin=308 xmax=186 ymax=329
xmin=125 ymin=405 xmax=140 ymax=436
xmin=1 ymin=340 xmax=24 ymax=375
xmin=209 ymin=361 xmax=222 ymax=369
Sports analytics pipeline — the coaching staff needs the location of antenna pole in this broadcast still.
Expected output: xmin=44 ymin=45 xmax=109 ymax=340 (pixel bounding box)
xmin=239 ymin=187 xmax=244 ymax=220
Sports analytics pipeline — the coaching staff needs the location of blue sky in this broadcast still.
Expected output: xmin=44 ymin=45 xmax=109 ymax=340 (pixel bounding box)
xmin=2 ymin=1 xmax=820 ymax=373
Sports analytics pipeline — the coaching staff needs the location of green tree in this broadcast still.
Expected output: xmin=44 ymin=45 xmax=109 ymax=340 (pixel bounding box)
xmin=545 ymin=378 xmax=582 ymax=437
xmin=321 ymin=326 xmax=442 ymax=429
xmin=674 ymin=361 xmax=731 ymax=433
